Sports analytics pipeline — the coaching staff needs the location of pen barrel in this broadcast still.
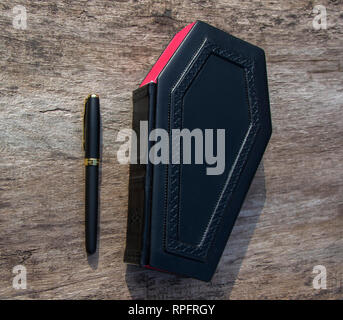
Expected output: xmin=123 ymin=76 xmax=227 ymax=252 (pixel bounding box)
xmin=84 ymin=95 xmax=100 ymax=254
xmin=85 ymin=165 xmax=99 ymax=254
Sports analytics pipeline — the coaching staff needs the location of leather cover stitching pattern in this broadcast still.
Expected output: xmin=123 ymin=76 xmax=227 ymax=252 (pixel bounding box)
xmin=165 ymin=40 xmax=261 ymax=261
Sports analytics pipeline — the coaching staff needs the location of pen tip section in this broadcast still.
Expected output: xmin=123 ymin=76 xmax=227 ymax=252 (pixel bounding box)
xmin=86 ymin=242 xmax=97 ymax=255
xmin=90 ymin=94 xmax=99 ymax=98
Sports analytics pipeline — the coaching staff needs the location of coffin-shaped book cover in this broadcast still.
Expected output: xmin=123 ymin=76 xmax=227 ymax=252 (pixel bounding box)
xmin=124 ymin=20 xmax=272 ymax=281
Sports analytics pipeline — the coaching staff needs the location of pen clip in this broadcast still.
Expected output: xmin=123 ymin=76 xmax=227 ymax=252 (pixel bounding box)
xmin=83 ymin=94 xmax=99 ymax=151
xmin=83 ymin=95 xmax=91 ymax=151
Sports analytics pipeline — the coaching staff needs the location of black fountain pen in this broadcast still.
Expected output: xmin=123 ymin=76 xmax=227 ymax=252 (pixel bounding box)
xmin=83 ymin=94 xmax=100 ymax=254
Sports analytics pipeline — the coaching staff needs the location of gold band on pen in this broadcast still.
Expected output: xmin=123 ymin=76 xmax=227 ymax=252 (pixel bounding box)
xmin=84 ymin=158 xmax=100 ymax=166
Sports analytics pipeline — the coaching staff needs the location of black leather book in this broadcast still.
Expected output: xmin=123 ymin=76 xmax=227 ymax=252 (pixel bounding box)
xmin=124 ymin=20 xmax=272 ymax=281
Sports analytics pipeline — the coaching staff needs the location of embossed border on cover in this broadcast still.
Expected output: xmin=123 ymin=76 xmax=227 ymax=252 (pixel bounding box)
xmin=164 ymin=40 xmax=261 ymax=261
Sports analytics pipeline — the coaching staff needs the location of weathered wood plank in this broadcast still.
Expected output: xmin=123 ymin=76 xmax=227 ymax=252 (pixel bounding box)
xmin=0 ymin=0 xmax=342 ymax=299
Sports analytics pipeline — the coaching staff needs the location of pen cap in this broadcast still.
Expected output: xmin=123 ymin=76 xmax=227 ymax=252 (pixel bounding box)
xmin=84 ymin=96 xmax=100 ymax=159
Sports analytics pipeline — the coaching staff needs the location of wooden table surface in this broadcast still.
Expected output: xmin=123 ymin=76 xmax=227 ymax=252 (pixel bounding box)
xmin=0 ymin=0 xmax=342 ymax=299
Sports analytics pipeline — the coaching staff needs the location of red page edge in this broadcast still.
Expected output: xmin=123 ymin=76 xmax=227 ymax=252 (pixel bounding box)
xmin=140 ymin=21 xmax=196 ymax=87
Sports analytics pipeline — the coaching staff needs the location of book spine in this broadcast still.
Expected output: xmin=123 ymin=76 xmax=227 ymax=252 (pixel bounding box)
xmin=124 ymin=83 xmax=156 ymax=265
xmin=140 ymin=83 xmax=156 ymax=265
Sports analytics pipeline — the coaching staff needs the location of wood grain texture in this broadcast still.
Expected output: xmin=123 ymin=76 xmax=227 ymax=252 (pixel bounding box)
xmin=0 ymin=0 xmax=342 ymax=299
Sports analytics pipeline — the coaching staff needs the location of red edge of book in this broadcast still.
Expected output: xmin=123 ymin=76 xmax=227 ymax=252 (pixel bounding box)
xmin=141 ymin=21 xmax=196 ymax=272
xmin=140 ymin=21 xmax=196 ymax=87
